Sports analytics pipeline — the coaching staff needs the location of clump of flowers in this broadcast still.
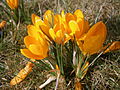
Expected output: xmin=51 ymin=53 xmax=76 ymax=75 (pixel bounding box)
xmin=10 ymin=9 xmax=120 ymax=89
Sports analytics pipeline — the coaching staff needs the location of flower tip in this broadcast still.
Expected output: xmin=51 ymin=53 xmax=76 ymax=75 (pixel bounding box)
xmin=31 ymin=14 xmax=36 ymax=24
xmin=74 ymin=9 xmax=84 ymax=19
xmin=31 ymin=14 xmax=41 ymax=24
xmin=97 ymin=21 xmax=105 ymax=27
xmin=31 ymin=13 xmax=36 ymax=17
xmin=45 ymin=10 xmax=52 ymax=14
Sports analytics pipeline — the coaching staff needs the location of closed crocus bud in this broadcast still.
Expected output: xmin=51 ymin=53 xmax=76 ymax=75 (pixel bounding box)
xmin=0 ymin=20 xmax=6 ymax=37
xmin=0 ymin=21 xmax=6 ymax=29
xmin=6 ymin=0 xmax=19 ymax=10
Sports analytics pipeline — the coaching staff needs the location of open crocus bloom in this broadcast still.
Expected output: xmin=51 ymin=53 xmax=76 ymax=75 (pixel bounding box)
xmin=32 ymin=11 xmax=71 ymax=44
xmin=48 ymin=9 xmax=88 ymax=44
xmin=77 ymin=21 xmax=107 ymax=55
xmin=49 ymin=13 xmax=71 ymax=44
xmin=21 ymin=32 xmax=49 ymax=60
xmin=31 ymin=10 xmax=55 ymax=40
xmin=61 ymin=9 xmax=106 ymax=55
xmin=6 ymin=0 xmax=19 ymax=9
xmin=20 ymin=16 xmax=49 ymax=60
xmin=63 ymin=9 xmax=90 ymax=39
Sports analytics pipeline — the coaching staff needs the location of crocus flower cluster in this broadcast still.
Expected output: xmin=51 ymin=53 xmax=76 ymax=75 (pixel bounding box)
xmin=10 ymin=9 xmax=120 ymax=89
xmin=21 ymin=9 xmax=103 ymax=60
xmin=21 ymin=9 xmax=107 ymax=55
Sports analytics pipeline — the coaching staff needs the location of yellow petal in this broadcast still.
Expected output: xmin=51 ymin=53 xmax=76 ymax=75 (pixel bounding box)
xmin=37 ymin=32 xmax=48 ymax=46
xmin=61 ymin=10 xmax=66 ymax=22
xmin=27 ymin=25 xmax=41 ymax=39
xmin=65 ymin=13 xmax=76 ymax=23
xmin=44 ymin=10 xmax=53 ymax=19
xmin=24 ymin=36 xmax=39 ymax=48
xmin=53 ymin=23 xmax=60 ymax=33
xmin=20 ymin=49 xmax=44 ymax=60
xmin=30 ymin=15 xmax=50 ymax=39
xmin=29 ymin=44 xmax=43 ymax=55
xmin=54 ymin=15 xmax=61 ymax=25
xmin=31 ymin=14 xmax=36 ymax=24
xmin=42 ymin=47 xmax=49 ymax=58
xmin=56 ymin=29 xmax=63 ymax=38
xmin=54 ymin=23 xmax=65 ymax=33
xmin=6 ymin=0 xmax=13 ymax=9
xmin=76 ymin=19 xmax=84 ymax=38
xmin=83 ymin=21 xmax=107 ymax=55
xmin=53 ymin=15 xmax=58 ymax=25
xmin=14 ymin=0 xmax=18 ymax=8
xmin=104 ymin=41 xmax=120 ymax=53
xmin=10 ymin=62 xmax=34 ymax=86
xmin=31 ymin=14 xmax=46 ymax=29
xmin=6 ymin=0 xmax=17 ymax=9
xmin=43 ymin=10 xmax=54 ymax=27
xmin=28 ymin=40 xmax=48 ymax=57
xmin=63 ymin=34 xmax=71 ymax=44
xmin=31 ymin=14 xmax=41 ymax=25
xmin=35 ymin=19 xmax=45 ymax=29
xmin=61 ymin=10 xmax=65 ymax=18
xmin=69 ymin=20 xmax=79 ymax=35
xmin=56 ymin=30 xmax=64 ymax=44
xmin=76 ymin=19 xmax=89 ymax=39
xmin=49 ymin=28 xmax=56 ymax=40
xmin=40 ymin=24 xmax=50 ymax=37
xmin=74 ymin=9 xmax=84 ymax=20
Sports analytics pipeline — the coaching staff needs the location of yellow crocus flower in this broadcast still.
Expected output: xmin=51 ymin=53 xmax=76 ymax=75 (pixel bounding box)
xmin=31 ymin=11 xmax=53 ymax=40
xmin=6 ymin=0 xmax=19 ymax=9
xmin=32 ymin=11 xmax=71 ymax=44
xmin=20 ymin=12 xmax=50 ymax=60
xmin=21 ymin=33 xmax=49 ymax=60
xmin=60 ymin=9 xmax=90 ymax=40
xmin=49 ymin=13 xmax=71 ymax=44
xmin=77 ymin=21 xmax=107 ymax=55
